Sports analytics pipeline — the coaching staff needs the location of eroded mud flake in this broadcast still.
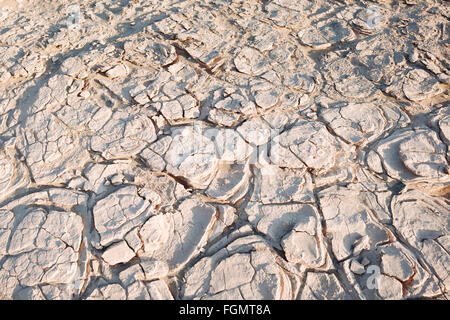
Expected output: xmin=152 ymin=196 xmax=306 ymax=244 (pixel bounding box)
xmin=183 ymin=236 xmax=297 ymax=300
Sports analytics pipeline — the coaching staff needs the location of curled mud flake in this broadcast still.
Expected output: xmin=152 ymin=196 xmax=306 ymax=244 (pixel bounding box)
xmin=320 ymin=101 xmax=409 ymax=145
xmin=392 ymin=190 xmax=449 ymax=247
xmin=160 ymin=100 xmax=183 ymax=122
xmin=140 ymin=197 xmax=217 ymax=271
xmin=248 ymin=203 xmax=325 ymax=254
xmin=92 ymin=185 xmax=153 ymax=247
xmin=351 ymin=6 xmax=387 ymax=35
xmin=140 ymin=147 xmax=166 ymax=172
xmin=234 ymin=47 xmax=269 ymax=76
xmin=280 ymin=210 xmax=329 ymax=269
xmin=205 ymin=162 xmax=251 ymax=202
xmin=164 ymin=126 xmax=219 ymax=189
xmin=282 ymin=230 xmax=321 ymax=266
xmin=398 ymin=132 xmax=448 ymax=179
xmin=237 ymin=117 xmax=273 ymax=146
xmin=214 ymin=92 xmax=256 ymax=115
xmin=253 ymin=89 xmax=281 ymax=110
xmin=104 ymin=64 xmax=129 ymax=79
xmin=374 ymin=128 xmax=449 ymax=185
xmin=277 ymin=120 xmax=352 ymax=174
xmin=183 ymin=236 xmax=296 ymax=300
xmin=318 ymin=186 xmax=391 ymax=261
xmin=140 ymin=214 xmax=174 ymax=255
xmin=380 ymin=246 xmax=415 ymax=282
xmin=102 ymin=240 xmax=135 ymax=266
xmin=392 ymin=190 xmax=450 ymax=291
xmin=403 ymin=69 xmax=443 ymax=102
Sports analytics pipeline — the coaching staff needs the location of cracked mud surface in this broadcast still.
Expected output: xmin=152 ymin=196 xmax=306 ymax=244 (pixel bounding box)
xmin=0 ymin=0 xmax=449 ymax=300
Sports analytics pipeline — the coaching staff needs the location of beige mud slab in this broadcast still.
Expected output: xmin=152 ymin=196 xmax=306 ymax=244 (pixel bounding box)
xmin=0 ymin=0 xmax=449 ymax=300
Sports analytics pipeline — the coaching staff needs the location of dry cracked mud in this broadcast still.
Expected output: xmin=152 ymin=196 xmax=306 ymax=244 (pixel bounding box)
xmin=0 ymin=0 xmax=449 ymax=300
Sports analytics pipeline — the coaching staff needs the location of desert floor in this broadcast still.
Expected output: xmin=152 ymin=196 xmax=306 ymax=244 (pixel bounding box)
xmin=0 ymin=0 xmax=448 ymax=300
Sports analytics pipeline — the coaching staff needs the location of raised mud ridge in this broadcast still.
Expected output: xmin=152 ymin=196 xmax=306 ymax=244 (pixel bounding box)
xmin=0 ymin=0 xmax=449 ymax=300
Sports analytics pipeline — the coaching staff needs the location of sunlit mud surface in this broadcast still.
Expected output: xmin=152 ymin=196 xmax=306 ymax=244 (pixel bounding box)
xmin=0 ymin=0 xmax=449 ymax=300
